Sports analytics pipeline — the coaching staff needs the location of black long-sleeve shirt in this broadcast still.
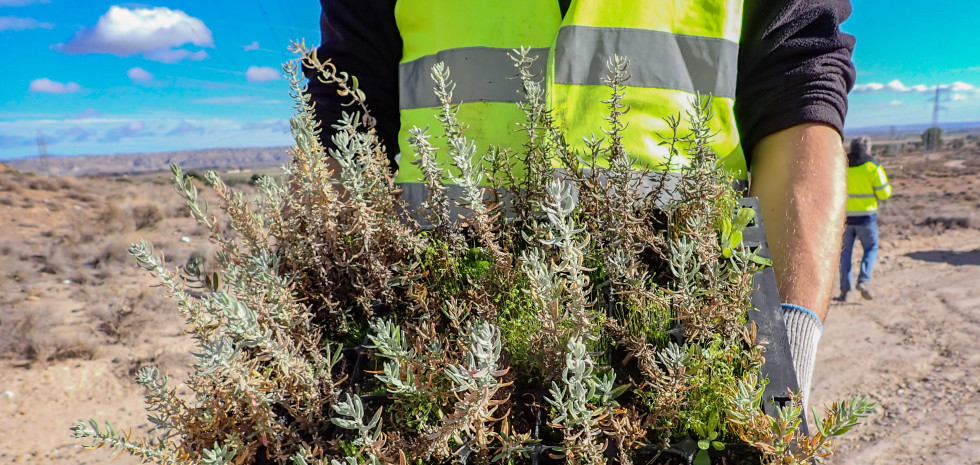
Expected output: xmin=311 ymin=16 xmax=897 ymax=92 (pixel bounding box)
xmin=306 ymin=0 xmax=856 ymax=170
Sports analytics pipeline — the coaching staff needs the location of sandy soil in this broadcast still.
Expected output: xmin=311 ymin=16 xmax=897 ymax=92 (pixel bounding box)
xmin=0 ymin=147 xmax=978 ymax=464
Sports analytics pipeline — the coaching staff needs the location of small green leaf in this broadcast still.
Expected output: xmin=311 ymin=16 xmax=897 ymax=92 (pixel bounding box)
xmin=712 ymin=440 xmax=725 ymax=451
xmin=734 ymin=207 xmax=755 ymax=231
xmin=707 ymin=412 xmax=719 ymax=431
xmin=727 ymin=230 xmax=743 ymax=250
xmin=698 ymin=438 xmax=710 ymax=450
xmin=749 ymin=253 xmax=773 ymax=267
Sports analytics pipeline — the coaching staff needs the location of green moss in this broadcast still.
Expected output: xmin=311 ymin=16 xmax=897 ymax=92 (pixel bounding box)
xmin=678 ymin=335 xmax=762 ymax=444
xmin=610 ymin=288 xmax=675 ymax=348
xmin=496 ymin=274 xmax=541 ymax=376
xmin=390 ymin=394 xmax=442 ymax=431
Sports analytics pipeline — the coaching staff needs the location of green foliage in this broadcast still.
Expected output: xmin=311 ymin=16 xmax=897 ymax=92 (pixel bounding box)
xmin=72 ymin=41 xmax=873 ymax=465
xmin=678 ymin=335 xmax=764 ymax=448
xmin=921 ymin=126 xmax=943 ymax=151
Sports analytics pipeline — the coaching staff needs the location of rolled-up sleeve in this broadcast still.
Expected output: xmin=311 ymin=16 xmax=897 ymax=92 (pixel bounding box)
xmin=736 ymin=0 xmax=856 ymax=167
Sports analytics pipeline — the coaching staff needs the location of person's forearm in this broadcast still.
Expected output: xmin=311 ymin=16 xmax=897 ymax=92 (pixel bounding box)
xmin=749 ymin=123 xmax=846 ymax=321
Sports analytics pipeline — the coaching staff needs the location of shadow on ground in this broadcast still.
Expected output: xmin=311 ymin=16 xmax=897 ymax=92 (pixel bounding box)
xmin=906 ymin=249 xmax=980 ymax=266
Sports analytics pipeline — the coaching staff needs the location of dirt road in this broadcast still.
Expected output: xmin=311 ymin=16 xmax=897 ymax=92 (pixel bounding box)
xmin=813 ymin=229 xmax=980 ymax=464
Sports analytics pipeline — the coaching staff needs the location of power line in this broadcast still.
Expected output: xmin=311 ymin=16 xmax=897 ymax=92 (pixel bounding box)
xmin=256 ymin=1 xmax=288 ymax=58
xmin=928 ymin=86 xmax=950 ymax=128
xmin=36 ymin=130 xmax=50 ymax=175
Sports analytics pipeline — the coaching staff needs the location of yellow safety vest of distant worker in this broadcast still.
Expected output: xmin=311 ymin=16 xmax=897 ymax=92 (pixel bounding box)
xmin=392 ymin=0 xmax=748 ymax=204
xmin=845 ymin=160 xmax=892 ymax=215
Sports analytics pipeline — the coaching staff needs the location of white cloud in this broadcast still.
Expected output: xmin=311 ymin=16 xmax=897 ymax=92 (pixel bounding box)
xmin=52 ymin=127 xmax=96 ymax=143
xmin=57 ymin=6 xmax=212 ymax=63
xmin=0 ymin=16 xmax=53 ymax=31
xmin=100 ymin=121 xmax=154 ymax=143
xmin=888 ymin=100 xmax=903 ymax=106
xmin=853 ymin=79 xmax=979 ymax=95
xmin=166 ymin=120 xmax=206 ymax=136
xmin=242 ymin=120 xmax=289 ymax=133
xmin=952 ymin=94 xmax=968 ymax=101
xmin=853 ymin=83 xmax=884 ymax=92
xmin=244 ymin=41 xmax=259 ymax=52
xmin=885 ymin=80 xmax=909 ymax=92
xmin=948 ymin=82 xmax=975 ymax=92
xmin=127 ymin=67 xmax=154 ymax=83
xmin=29 ymin=78 xmax=81 ymax=94
xmin=246 ymin=66 xmax=279 ymax=82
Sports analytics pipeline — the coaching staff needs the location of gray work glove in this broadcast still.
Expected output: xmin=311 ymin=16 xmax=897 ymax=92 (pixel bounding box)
xmin=781 ymin=304 xmax=823 ymax=412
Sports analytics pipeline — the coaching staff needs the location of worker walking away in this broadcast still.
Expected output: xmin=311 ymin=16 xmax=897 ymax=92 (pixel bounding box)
xmin=838 ymin=137 xmax=891 ymax=302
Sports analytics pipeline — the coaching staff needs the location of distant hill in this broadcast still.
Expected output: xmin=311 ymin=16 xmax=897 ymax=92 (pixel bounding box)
xmin=6 ymin=146 xmax=292 ymax=177
xmin=846 ymin=121 xmax=980 ymax=138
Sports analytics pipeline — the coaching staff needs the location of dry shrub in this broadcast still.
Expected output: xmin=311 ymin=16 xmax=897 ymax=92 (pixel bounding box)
xmin=25 ymin=176 xmax=60 ymax=191
xmin=38 ymin=246 xmax=71 ymax=275
xmin=94 ymin=234 xmax=136 ymax=269
xmin=46 ymin=200 xmax=66 ymax=212
xmin=0 ymin=310 xmax=46 ymax=359
xmin=0 ymin=195 xmax=14 ymax=206
xmin=0 ymin=309 xmax=98 ymax=362
xmin=99 ymin=202 xmax=134 ymax=233
xmin=921 ymin=216 xmax=973 ymax=230
xmin=56 ymin=176 xmax=79 ymax=191
xmin=0 ymin=176 xmax=23 ymax=192
xmin=66 ymin=190 xmax=97 ymax=203
xmin=62 ymin=212 xmax=98 ymax=247
xmin=93 ymin=289 xmax=165 ymax=344
xmin=170 ymin=201 xmax=191 ymax=218
xmin=69 ymin=268 xmax=95 ymax=285
xmin=131 ymin=203 xmax=165 ymax=230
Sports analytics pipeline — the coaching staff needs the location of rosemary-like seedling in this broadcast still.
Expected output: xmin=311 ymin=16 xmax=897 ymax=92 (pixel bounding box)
xmin=72 ymin=42 xmax=873 ymax=465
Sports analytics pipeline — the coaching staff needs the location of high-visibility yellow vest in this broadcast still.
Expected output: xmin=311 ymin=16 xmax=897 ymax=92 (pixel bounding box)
xmin=846 ymin=161 xmax=891 ymax=216
xmin=394 ymin=0 xmax=748 ymax=203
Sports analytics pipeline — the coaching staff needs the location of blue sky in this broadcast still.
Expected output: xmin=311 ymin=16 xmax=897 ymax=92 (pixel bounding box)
xmin=843 ymin=0 xmax=980 ymax=131
xmin=0 ymin=1 xmax=319 ymax=159
xmin=1 ymin=1 xmax=978 ymax=159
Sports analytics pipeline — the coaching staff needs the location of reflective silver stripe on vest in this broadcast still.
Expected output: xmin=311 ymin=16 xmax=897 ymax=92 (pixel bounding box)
xmin=399 ymin=47 xmax=550 ymax=109
xmin=399 ymin=171 xmax=748 ymax=225
xmin=553 ymin=25 xmax=738 ymax=98
xmin=399 ymin=183 xmax=514 ymax=228
xmin=874 ymin=183 xmax=891 ymax=191
xmin=845 ymin=210 xmax=878 ymax=216
xmin=847 ymin=193 xmax=877 ymax=199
